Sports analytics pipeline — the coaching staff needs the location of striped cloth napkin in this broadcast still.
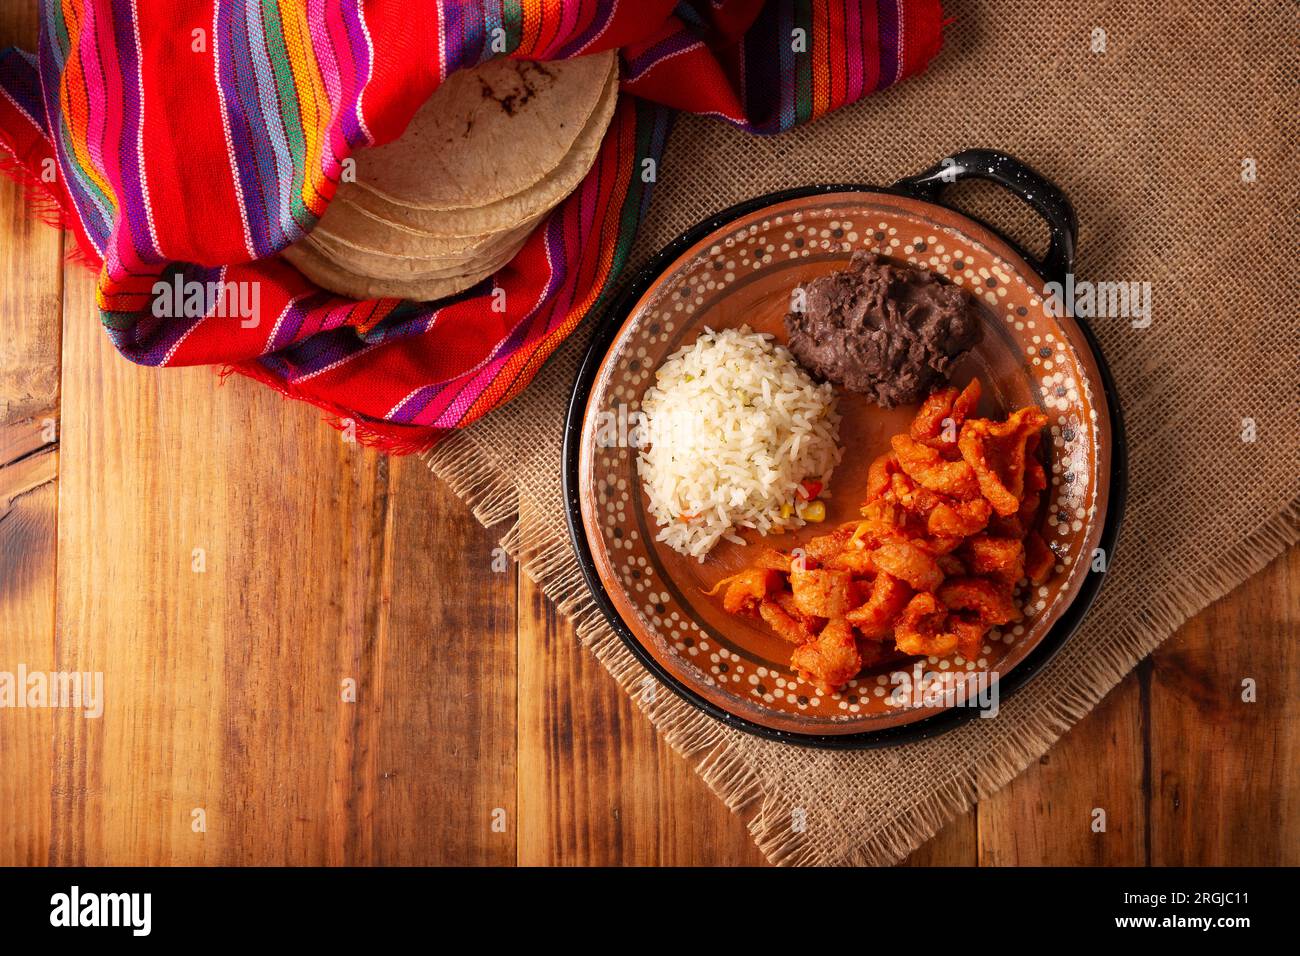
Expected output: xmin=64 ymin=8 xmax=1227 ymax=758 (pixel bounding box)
xmin=0 ymin=0 xmax=943 ymax=451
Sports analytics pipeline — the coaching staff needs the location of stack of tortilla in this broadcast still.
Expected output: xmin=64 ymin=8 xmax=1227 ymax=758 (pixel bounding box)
xmin=283 ymin=52 xmax=619 ymax=300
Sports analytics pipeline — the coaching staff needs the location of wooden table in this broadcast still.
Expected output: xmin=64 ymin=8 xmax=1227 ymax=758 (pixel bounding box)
xmin=1 ymin=8 xmax=1295 ymax=867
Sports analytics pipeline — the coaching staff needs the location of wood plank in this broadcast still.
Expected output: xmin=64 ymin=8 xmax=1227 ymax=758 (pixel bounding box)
xmin=1148 ymin=546 xmax=1299 ymax=865
xmin=902 ymin=809 xmax=977 ymax=866
xmin=0 ymin=3 xmax=37 ymax=48
xmin=51 ymin=264 xmax=394 ymax=864
xmin=0 ymin=444 xmax=55 ymax=507
xmin=0 ymin=2 xmax=60 ymax=428
xmin=977 ymin=671 xmax=1146 ymax=865
xmin=515 ymin=503 xmax=766 ymax=865
xmin=1 ymin=416 xmax=57 ymax=466
xmin=0 ymin=474 xmax=58 ymax=866
xmin=0 ymin=0 xmax=63 ymax=869
xmin=370 ymin=462 xmax=517 ymax=865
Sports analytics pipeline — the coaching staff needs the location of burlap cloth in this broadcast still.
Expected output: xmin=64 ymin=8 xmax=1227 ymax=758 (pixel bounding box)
xmin=424 ymin=0 xmax=1299 ymax=866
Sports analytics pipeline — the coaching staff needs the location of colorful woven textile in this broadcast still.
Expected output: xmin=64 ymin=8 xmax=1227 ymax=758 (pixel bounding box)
xmin=0 ymin=1 xmax=943 ymax=451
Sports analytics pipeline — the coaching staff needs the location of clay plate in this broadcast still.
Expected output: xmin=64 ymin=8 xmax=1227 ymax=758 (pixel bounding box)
xmin=564 ymin=154 xmax=1126 ymax=747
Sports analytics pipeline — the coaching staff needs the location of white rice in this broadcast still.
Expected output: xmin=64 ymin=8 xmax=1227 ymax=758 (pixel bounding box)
xmin=636 ymin=326 xmax=842 ymax=561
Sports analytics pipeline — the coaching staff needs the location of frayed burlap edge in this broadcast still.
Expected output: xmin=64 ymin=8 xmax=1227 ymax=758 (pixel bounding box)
xmin=422 ymin=430 xmax=1299 ymax=866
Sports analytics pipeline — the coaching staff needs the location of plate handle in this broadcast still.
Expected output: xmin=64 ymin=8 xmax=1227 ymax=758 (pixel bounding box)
xmin=892 ymin=149 xmax=1077 ymax=286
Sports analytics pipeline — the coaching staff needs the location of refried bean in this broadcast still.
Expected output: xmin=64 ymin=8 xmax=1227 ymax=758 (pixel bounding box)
xmin=785 ymin=250 xmax=983 ymax=407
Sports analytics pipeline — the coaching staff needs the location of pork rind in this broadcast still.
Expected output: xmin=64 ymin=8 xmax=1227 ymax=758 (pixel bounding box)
xmin=711 ymin=379 xmax=1050 ymax=692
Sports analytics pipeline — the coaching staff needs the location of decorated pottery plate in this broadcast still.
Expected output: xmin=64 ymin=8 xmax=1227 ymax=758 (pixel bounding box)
xmin=563 ymin=151 xmax=1126 ymax=748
